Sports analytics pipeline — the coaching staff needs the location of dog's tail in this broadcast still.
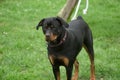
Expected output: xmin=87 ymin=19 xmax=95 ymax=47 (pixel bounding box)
xmin=77 ymin=16 xmax=83 ymax=20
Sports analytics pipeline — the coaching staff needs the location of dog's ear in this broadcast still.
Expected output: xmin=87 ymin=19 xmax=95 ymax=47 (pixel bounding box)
xmin=56 ymin=16 xmax=69 ymax=28
xmin=36 ymin=19 xmax=45 ymax=30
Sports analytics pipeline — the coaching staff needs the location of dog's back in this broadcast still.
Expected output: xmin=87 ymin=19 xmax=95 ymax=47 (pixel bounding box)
xmin=68 ymin=16 xmax=88 ymax=31
xmin=68 ymin=16 xmax=91 ymax=44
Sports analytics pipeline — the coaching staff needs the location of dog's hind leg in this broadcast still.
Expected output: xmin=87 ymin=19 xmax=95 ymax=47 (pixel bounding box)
xmin=83 ymin=44 xmax=95 ymax=80
xmin=72 ymin=60 xmax=79 ymax=80
xmin=83 ymin=31 xmax=95 ymax=80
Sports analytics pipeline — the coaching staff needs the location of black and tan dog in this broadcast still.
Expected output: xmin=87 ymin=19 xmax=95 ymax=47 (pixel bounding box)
xmin=36 ymin=16 xmax=95 ymax=80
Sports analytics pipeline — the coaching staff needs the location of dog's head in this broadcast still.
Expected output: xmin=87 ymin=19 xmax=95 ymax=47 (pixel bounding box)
xmin=36 ymin=16 xmax=68 ymax=42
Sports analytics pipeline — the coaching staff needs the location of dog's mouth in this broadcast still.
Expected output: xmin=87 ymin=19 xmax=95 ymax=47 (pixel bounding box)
xmin=45 ymin=34 xmax=57 ymax=42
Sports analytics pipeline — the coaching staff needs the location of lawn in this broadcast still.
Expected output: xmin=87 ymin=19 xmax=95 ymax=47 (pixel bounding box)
xmin=0 ymin=0 xmax=120 ymax=80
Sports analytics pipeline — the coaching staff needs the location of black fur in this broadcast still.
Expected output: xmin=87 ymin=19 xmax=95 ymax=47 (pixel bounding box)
xmin=36 ymin=16 xmax=95 ymax=80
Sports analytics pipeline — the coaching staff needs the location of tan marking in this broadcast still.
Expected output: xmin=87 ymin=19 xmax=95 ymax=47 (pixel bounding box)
xmin=50 ymin=33 xmax=57 ymax=41
xmin=59 ymin=56 xmax=69 ymax=66
xmin=48 ymin=55 xmax=54 ymax=65
xmin=63 ymin=57 xmax=69 ymax=66
xmin=56 ymin=71 xmax=60 ymax=80
xmin=72 ymin=60 xmax=79 ymax=80
xmin=90 ymin=63 xmax=95 ymax=80
xmin=58 ymin=56 xmax=69 ymax=66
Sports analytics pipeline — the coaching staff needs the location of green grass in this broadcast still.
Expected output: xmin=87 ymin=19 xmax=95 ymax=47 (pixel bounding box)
xmin=0 ymin=0 xmax=120 ymax=80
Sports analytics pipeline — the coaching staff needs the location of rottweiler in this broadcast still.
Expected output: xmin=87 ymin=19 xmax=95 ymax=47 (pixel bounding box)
xmin=36 ymin=16 xmax=95 ymax=80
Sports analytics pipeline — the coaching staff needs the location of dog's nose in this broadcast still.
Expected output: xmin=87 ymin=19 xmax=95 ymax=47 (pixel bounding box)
xmin=45 ymin=33 xmax=50 ymax=38
xmin=45 ymin=30 xmax=51 ymax=37
xmin=45 ymin=33 xmax=50 ymax=41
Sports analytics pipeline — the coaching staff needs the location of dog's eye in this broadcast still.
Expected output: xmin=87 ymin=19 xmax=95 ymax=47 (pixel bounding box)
xmin=45 ymin=26 xmax=49 ymax=29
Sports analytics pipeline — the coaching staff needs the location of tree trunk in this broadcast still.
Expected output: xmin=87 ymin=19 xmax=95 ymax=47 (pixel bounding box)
xmin=58 ymin=0 xmax=78 ymax=21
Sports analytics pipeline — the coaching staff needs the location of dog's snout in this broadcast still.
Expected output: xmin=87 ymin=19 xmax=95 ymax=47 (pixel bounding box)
xmin=45 ymin=33 xmax=50 ymax=37
xmin=45 ymin=31 xmax=51 ymax=41
xmin=45 ymin=30 xmax=51 ymax=36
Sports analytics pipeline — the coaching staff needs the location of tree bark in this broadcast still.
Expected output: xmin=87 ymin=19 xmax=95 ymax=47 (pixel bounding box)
xmin=58 ymin=0 xmax=78 ymax=21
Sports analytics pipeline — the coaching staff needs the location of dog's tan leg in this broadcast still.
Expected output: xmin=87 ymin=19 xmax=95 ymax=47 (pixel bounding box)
xmin=90 ymin=61 xmax=95 ymax=80
xmin=72 ymin=60 xmax=79 ymax=80
xmin=83 ymin=45 xmax=95 ymax=80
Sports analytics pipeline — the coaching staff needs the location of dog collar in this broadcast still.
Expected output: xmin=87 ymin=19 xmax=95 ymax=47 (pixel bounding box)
xmin=49 ymin=31 xmax=67 ymax=47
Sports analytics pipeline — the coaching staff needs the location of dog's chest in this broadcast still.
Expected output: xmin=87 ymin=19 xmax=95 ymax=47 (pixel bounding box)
xmin=48 ymin=54 xmax=69 ymax=66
